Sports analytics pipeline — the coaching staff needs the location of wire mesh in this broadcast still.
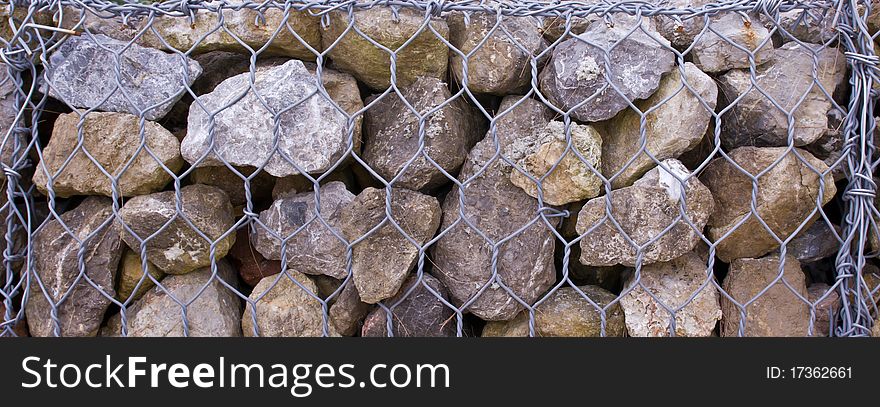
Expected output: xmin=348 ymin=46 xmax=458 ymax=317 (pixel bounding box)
xmin=0 ymin=0 xmax=878 ymax=337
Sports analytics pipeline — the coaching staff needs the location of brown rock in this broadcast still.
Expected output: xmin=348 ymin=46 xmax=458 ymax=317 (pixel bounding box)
xmin=361 ymin=274 xmax=456 ymax=337
xmin=116 ymin=248 xmax=165 ymax=303
xmin=808 ymin=283 xmax=839 ymax=337
xmin=328 ymin=281 xmax=371 ymax=336
xmin=243 ymin=273 xmax=329 ymax=337
xmin=189 ymin=166 xmax=275 ymax=208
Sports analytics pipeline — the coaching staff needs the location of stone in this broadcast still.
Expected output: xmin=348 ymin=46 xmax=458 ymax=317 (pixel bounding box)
xmin=140 ymin=6 xmax=321 ymax=60
xmin=691 ymin=13 xmax=773 ymax=73
xmin=720 ymin=254 xmax=811 ymax=337
xmin=448 ymin=12 xmax=547 ymax=95
xmin=328 ymin=281 xmax=371 ymax=336
xmin=787 ymin=221 xmax=840 ymax=264
xmin=653 ymin=0 xmax=710 ymax=49
xmin=508 ymin=120 xmax=603 ymax=205
xmin=321 ymin=7 xmax=449 ymax=90
xmin=242 ymin=273 xmax=328 ymax=337
xmin=538 ymin=16 xmax=675 ymax=122
xmin=181 ymin=60 xmax=351 ymax=177
xmin=362 ymin=76 xmax=483 ymax=190
xmin=116 ymin=248 xmax=165 ymax=302
xmin=118 ymin=184 xmax=236 ymax=274
xmin=189 ymin=166 xmax=275 ymax=208
xmin=32 ymin=112 xmax=182 ymax=198
xmin=361 ymin=274 xmax=456 ymax=337
xmin=576 ymin=159 xmax=714 ymax=267
xmin=873 ymin=318 xmax=880 ymax=337
xmin=26 ymin=197 xmax=122 ymax=337
xmin=338 ymin=187 xmax=441 ymax=304
xmin=540 ymin=15 xmax=597 ymax=42
xmin=700 ymin=147 xmax=836 ymax=263
xmin=432 ymin=97 xmax=557 ymax=321
xmin=484 ymin=285 xmax=626 ymax=336
xmin=598 ymin=62 xmax=718 ymax=188
xmin=0 ymin=62 xmax=24 ymax=167
xmin=252 ymin=181 xmax=354 ymax=279
xmin=227 ymin=229 xmax=282 ymax=287
xmin=620 ymin=252 xmax=722 ymax=337
xmin=272 ymin=167 xmax=357 ymax=200
xmin=102 ymin=261 xmax=241 ymax=337
xmin=43 ymin=34 xmax=202 ymax=120
xmin=765 ymin=9 xmax=838 ymax=44
xmin=718 ymin=42 xmax=846 ymax=148
xmin=808 ymin=283 xmax=839 ymax=337
xmin=0 ymin=303 xmax=28 ymax=337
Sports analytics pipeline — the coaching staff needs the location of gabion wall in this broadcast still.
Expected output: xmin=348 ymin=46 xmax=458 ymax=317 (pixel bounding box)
xmin=1 ymin=0 xmax=878 ymax=337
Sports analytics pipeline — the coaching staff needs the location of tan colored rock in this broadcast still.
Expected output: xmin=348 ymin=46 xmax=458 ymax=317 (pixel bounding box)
xmin=721 ymin=254 xmax=810 ymax=337
xmin=509 ymin=121 xmax=603 ymax=205
xmin=691 ymin=13 xmax=773 ymax=73
xmin=321 ymin=7 xmax=449 ymax=90
xmin=576 ymin=159 xmax=714 ymax=267
xmin=243 ymin=273 xmax=329 ymax=337
xmin=620 ymin=252 xmax=721 ymax=337
xmin=700 ymin=147 xmax=836 ymax=262
xmin=116 ymin=248 xmax=165 ymax=303
xmin=599 ymin=62 xmax=717 ymax=188
xmin=807 ymin=283 xmax=839 ymax=337
xmin=33 ymin=112 xmax=182 ymax=197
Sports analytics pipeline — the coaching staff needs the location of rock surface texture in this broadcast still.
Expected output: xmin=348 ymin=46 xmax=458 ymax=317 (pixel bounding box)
xmin=691 ymin=13 xmax=773 ymax=73
xmin=361 ymin=274 xmax=456 ymax=337
xmin=44 ymin=34 xmax=201 ymax=120
xmin=243 ymin=273 xmax=328 ymax=337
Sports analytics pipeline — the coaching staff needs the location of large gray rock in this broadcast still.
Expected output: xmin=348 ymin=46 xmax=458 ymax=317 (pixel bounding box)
xmin=448 ymin=11 xmax=546 ymax=95
xmin=721 ymin=254 xmax=811 ymax=337
xmin=653 ymin=0 xmax=711 ymax=49
xmin=719 ymin=42 xmax=846 ymax=148
xmin=576 ymin=159 xmax=714 ymax=267
xmin=508 ymin=120 xmax=603 ymax=205
xmin=541 ymin=15 xmax=597 ymax=42
xmin=27 ymin=197 xmax=123 ymax=337
xmin=115 ymin=248 xmax=165 ymax=303
xmin=252 ymin=181 xmax=355 ymax=279
xmin=44 ymin=34 xmax=201 ymax=120
xmin=118 ymin=184 xmax=236 ymax=275
xmin=243 ymin=273 xmax=328 ymax=337
xmin=140 ymin=7 xmax=321 ymax=60
xmin=538 ymin=17 xmax=675 ymax=122
xmin=33 ymin=112 xmax=182 ymax=197
xmin=321 ymin=7 xmax=449 ymax=90
xmin=328 ymin=281 xmax=371 ymax=336
xmin=362 ymin=77 xmax=483 ymax=190
xmin=763 ymin=9 xmax=838 ymax=44
xmin=691 ymin=13 xmax=773 ymax=73
xmin=620 ymin=252 xmax=721 ymax=337
xmin=431 ymin=97 xmax=557 ymax=321
xmin=339 ymin=187 xmax=441 ymax=304
xmin=598 ymin=62 xmax=717 ymax=188
xmin=700 ymin=147 xmax=836 ymax=263
xmin=361 ymin=273 xmax=456 ymax=337
xmin=482 ymin=285 xmax=626 ymax=337
xmin=102 ymin=261 xmax=241 ymax=337
xmin=181 ymin=60 xmax=351 ymax=177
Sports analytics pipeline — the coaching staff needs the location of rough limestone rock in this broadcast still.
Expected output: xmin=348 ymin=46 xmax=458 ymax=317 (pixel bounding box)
xmin=44 ymin=34 xmax=201 ymax=120
xmin=243 ymin=273 xmax=328 ymax=337
xmin=718 ymin=42 xmax=846 ymax=148
xmin=0 ymin=62 xmax=24 ymax=167
xmin=540 ymin=15 xmax=597 ymax=42
xmin=508 ymin=120 xmax=603 ymax=205
xmin=328 ymin=281 xmax=371 ymax=336
xmin=181 ymin=60 xmax=350 ymax=177
xmin=763 ymin=9 xmax=838 ymax=44
xmin=27 ymin=197 xmax=122 ymax=337
xmin=484 ymin=285 xmax=625 ymax=336
xmin=620 ymin=252 xmax=721 ymax=337
xmin=432 ymin=97 xmax=557 ymax=321
xmin=808 ymin=283 xmax=839 ymax=337
xmin=33 ymin=112 xmax=182 ymax=197
xmin=339 ymin=187 xmax=441 ymax=304
xmin=140 ymin=7 xmax=321 ymax=60
xmin=362 ymin=77 xmax=483 ymax=190
xmin=116 ymin=248 xmax=165 ymax=302
xmin=448 ymin=11 xmax=546 ymax=95
xmin=272 ymin=167 xmax=358 ymax=199
xmin=721 ymin=255 xmax=811 ymax=337
xmin=102 ymin=261 xmax=241 ymax=337
xmin=252 ymin=181 xmax=355 ymax=279
xmin=118 ymin=184 xmax=236 ymax=274
xmin=653 ymin=0 xmax=711 ymax=49
xmin=189 ymin=166 xmax=275 ymax=208
xmin=576 ymin=159 xmax=714 ymax=267
xmin=538 ymin=17 xmax=675 ymax=122
xmin=361 ymin=274 xmax=455 ymax=337
xmin=321 ymin=7 xmax=449 ymax=90
xmin=598 ymin=63 xmax=718 ymax=188
xmin=691 ymin=13 xmax=773 ymax=73
xmin=787 ymin=221 xmax=840 ymax=264
xmin=700 ymin=147 xmax=836 ymax=262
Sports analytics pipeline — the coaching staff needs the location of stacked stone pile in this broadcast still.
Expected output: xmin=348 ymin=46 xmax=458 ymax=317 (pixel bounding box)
xmin=2 ymin=3 xmax=871 ymax=337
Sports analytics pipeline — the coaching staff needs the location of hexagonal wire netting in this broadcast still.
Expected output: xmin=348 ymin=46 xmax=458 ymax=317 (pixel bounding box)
xmin=0 ymin=0 xmax=878 ymax=337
